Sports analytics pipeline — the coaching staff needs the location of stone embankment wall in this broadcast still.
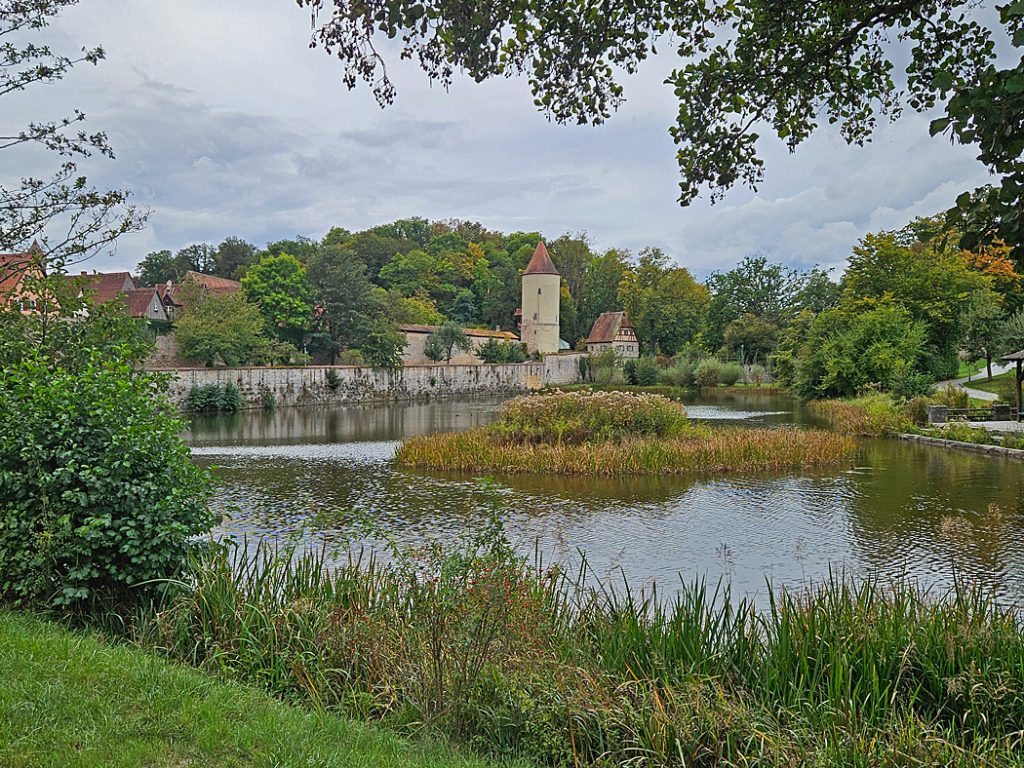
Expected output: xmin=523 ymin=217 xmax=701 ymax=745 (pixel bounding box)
xmin=160 ymin=352 xmax=586 ymax=409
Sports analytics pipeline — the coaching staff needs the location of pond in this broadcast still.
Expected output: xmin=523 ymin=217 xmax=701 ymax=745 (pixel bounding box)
xmin=188 ymin=391 xmax=1024 ymax=606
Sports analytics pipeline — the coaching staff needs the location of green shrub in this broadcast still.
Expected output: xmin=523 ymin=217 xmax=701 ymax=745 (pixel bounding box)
xmin=889 ymin=363 xmax=935 ymax=399
xmin=633 ymin=356 xmax=660 ymax=386
xmin=324 ymin=368 xmax=342 ymax=391
xmin=937 ymin=423 xmax=994 ymax=445
xmin=588 ymin=348 xmax=622 ymax=385
xmin=999 ymin=433 xmax=1024 ymax=450
xmin=932 ymin=384 xmax=969 ymax=408
xmin=0 ymin=355 xmax=213 ymax=609
xmin=622 ymin=359 xmax=638 ymax=384
xmin=660 ymin=361 xmax=694 ymax=388
xmin=186 ymin=382 xmax=242 ymax=413
xmin=694 ymin=359 xmax=721 ymax=388
xmin=794 ymin=304 xmax=928 ymax=400
xmin=905 ymin=396 xmax=933 ymax=426
xmin=260 ymin=389 xmax=276 ymax=410
xmin=718 ymin=362 xmax=743 ymax=386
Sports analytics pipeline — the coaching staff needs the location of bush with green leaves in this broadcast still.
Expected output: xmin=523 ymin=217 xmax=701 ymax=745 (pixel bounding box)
xmin=622 ymin=359 xmax=638 ymax=384
xmin=588 ymin=348 xmax=622 ymax=385
xmin=936 ymin=423 xmax=994 ymax=446
xmin=186 ymin=382 xmax=242 ymax=413
xmin=0 ymin=355 xmax=213 ymax=609
xmin=633 ymin=356 xmax=660 ymax=386
xmin=889 ymin=363 xmax=935 ymax=400
xmin=694 ymin=359 xmax=721 ymax=388
xmin=324 ymin=367 xmax=342 ymax=391
xmin=932 ymin=384 xmax=968 ymax=409
xmin=476 ymin=337 xmax=527 ymax=363
xmin=794 ymin=303 xmax=928 ymax=400
xmin=660 ymin=361 xmax=694 ymax=388
xmin=718 ymin=362 xmax=743 ymax=386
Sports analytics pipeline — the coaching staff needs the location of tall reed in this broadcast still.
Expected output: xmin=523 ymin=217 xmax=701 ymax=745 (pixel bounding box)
xmin=396 ymin=426 xmax=856 ymax=475
xmin=806 ymin=393 xmax=913 ymax=436
xmin=134 ymin=518 xmax=1024 ymax=767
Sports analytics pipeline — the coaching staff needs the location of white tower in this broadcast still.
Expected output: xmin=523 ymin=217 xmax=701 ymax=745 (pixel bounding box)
xmin=521 ymin=241 xmax=561 ymax=355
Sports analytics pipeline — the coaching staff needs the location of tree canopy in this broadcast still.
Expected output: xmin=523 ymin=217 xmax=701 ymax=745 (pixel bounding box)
xmin=299 ymin=0 xmax=1024 ymax=259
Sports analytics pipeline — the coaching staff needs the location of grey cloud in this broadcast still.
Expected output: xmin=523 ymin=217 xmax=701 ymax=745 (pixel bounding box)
xmin=3 ymin=0 xmax=1001 ymax=277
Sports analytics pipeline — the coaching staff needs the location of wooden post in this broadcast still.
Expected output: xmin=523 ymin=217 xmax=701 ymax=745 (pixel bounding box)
xmin=1017 ymin=360 xmax=1022 ymax=421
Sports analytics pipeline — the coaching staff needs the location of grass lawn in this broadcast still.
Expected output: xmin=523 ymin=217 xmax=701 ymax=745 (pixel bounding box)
xmin=0 ymin=611 xmax=510 ymax=768
xmin=962 ymin=369 xmax=1014 ymax=396
xmin=956 ymin=357 xmax=987 ymax=377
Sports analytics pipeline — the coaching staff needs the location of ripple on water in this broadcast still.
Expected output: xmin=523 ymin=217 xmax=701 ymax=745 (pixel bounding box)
xmin=191 ymin=397 xmax=1024 ymax=606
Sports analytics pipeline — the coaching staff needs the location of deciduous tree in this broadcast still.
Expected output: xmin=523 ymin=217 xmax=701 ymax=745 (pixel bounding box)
xmin=299 ymin=0 xmax=1024 ymax=258
xmin=175 ymin=285 xmax=267 ymax=367
xmin=241 ymin=253 xmax=314 ymax=344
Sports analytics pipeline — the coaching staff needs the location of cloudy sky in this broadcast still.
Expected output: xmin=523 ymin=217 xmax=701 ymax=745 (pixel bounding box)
xmin=3 ymin=1 xmax=998 ymax=278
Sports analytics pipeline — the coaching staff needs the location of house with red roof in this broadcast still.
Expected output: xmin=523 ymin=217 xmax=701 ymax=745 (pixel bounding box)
xmin=155 ymin=270 xmax=242 ymax=320
xmin=72 ymin=270 xmax=169 ymax=322
xmin=0 ymin=250 xmax=45 ymax=314
xmin=586 ymin=311 xmax=639 ymax=359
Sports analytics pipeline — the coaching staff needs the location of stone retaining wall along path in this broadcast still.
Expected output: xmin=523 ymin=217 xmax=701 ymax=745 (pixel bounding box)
xmin=160 ymin=354 xmax=587 ymax=409
xmin=898 ymin=432 xmax=1024 ymax=460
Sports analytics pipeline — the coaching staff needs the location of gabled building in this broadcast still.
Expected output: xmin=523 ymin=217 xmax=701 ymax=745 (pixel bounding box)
xmin=0 ymin=251 xmax=44 ymax=314
xmin=156 ymin=270 xmax=242 ymax=320
xmin=76 ymin=271 xmax=136 ymax=305
xmin=124 ymin=287 xmax=169 ymax=322
xmin=181 ymin=270 xmax=242 ymax=295
xmin=586 ymin=311 xmax=640 ymax=359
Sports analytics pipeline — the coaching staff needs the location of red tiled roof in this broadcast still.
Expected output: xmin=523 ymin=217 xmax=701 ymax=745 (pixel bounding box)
xmin=586 ymin=311 xmax=634 ymax=343
xmin=183 ymin=270 xmax=241 ymax=293
xmin=523 ymin=241 xmax=559 ymax=276
xmin=125 ymin=288 xmax=159 ymax=318
xmin=78 ymin=272 xmax=135 ymax=305
xmin=399 ymin=324 xmax=519 ymax=340
xmin=0 ymin=253 xmax=33 ymax=295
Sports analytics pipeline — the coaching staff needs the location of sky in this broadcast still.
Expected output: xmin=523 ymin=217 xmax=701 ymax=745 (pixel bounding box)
xmin=2 ymin=0 xmax=999 ymax=279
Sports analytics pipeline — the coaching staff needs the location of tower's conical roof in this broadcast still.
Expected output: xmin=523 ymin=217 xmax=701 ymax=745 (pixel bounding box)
xmin=523 ymin=241 xmax=559 ymax=276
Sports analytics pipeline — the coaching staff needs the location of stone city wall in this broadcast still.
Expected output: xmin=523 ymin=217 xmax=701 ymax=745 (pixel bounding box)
xmin=160 ymin=352 xmax=587 ymax=409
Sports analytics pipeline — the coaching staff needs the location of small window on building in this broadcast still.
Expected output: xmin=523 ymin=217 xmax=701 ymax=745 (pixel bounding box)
xmin=538 ymin=288 xmax=542 ymax=295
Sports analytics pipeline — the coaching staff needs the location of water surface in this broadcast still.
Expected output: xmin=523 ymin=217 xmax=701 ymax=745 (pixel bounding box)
xmin=189 ymin=392 xmax=1024 ymax=605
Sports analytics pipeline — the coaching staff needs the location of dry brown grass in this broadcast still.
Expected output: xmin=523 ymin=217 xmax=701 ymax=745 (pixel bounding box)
xmin=395 ymin=426 xmax=857 ymax=476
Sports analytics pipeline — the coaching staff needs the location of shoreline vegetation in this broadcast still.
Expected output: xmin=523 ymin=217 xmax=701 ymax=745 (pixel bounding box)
xmin=396 ymin=390 xmax=855 ymax=475
xmin=119 ymin=526 xmax=1024 ymax=768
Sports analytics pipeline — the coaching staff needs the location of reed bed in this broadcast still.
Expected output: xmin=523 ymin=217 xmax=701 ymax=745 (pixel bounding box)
xmin=132 ymin=526 xmax=1024 ymax=768
xmin=397 ymin=426 xmax=856 ymax=475
xmin=396 ymin=390 xmax=855 ymax=475
xmin=806 ymin=393 xmax=913 ymax=436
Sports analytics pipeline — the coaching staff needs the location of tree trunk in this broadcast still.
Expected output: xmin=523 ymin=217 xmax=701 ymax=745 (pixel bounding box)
xmin=987 ymin=352 xmax=993 ymax=380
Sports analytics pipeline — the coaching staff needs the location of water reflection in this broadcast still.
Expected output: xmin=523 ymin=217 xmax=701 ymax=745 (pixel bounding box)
xmin=190 ymin=394 xmax=1024 ymax=605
